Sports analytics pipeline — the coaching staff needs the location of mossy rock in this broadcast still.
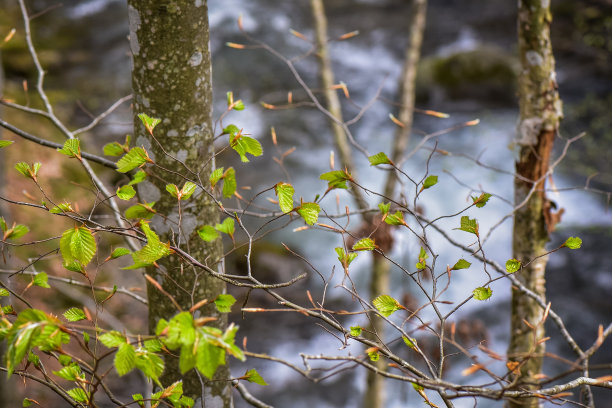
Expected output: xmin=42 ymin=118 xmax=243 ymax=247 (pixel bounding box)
xmin=418 ymin=46 xmax=519 ymax=104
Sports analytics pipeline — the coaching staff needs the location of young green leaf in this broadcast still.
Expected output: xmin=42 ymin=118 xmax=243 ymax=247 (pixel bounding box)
xmin=33 ymin=272 xmax=50 ymax=288
xmin=69 ymin=226 xmax=97 ymax=266
xmin=124 ymin=222 xmax=172 ymax=269
xmin=197 ymin=225 xmax=220 ymax=242
xmin=2 ymin=222 xmax=29 ymax=240
xmin=117 ymin=185 xmax=136 ymax=200
xmin=243 ymin=368 xmax=268 ymax=385
xmin=124 ymin=202 xmax=156 ymax=219
xmin=367 ymin=350 xmax=380 ymax=361
xmin=233 ymin=100 xmax=245 ymax=111
xmin=335 ymin=247 xmax=358 ymax=268
xmin=415 ymin=247 xmax=428 ymax=270
xmin=99 ymin=331 xmax=127 ymax=348
xmin=50 ymin=202 xmax=73 ymax=214
xmin=128 ymin=170 xmax=147 ymax=185
xmin=179 ymin=182 xmax=197 ymax=200
xmin=103 ymin=141 xmax=125 ymax=156
xmin=110 ymin=247 xmax=131 ymax=259
xmin=373 ymin=295 xmax=403 ymax=317
xmin=57 ymin=139 xmax=81 ymax=159
xmin=214 ymin=294 xmax=236 ymax=313
xmin=378 ymin=202 xmax=390 ymax=214
xmin=368 ymin=152 xmax=392 ymax=166
xmin=137 ymin=113 xmax=161 ymax=135
xmin=274 ymin=182 xmax=295 ymax=213
xmin=215 ymin=217 xmax=235 ymax=239
xmin=451 ymin=259 xmax=471 ymax=270
xmin=63 ymin=307 xmax=87 ymax=322
xmin=115 ymin=343 xmax=137 ymax=376
xmin=421 ymin=175 xmax=438 ymax=191
xmin=117 ymin=147 xmax=150 ymax=173
xmin=456 ymin=216 xmax=479 ymax=236
xmin=320 ymin=170 xmax=351 ymax=190
xmin=384 ymin=210 xmax=406 ymax=226
xmin=402 ymin=336 xmax=417 ymax=349
xmin=166 ymin=184 xmax=179 ymax=198
xmin=222 ymin=167 xmax=237 ymax=198
xmin=505 ymin=259 xmax=521 ymax=274
xmin=473 ymin=287 xmax=492 ymax=301
xmin=563 ymin=236 xmax=582 ymax=249
xmin=229 ymin=129 xmax=263 ymax=162
xmin=472 ymin=192 xmax=492 ymax=208
xmin=0 ymin=140 xmax=14 ymax=148
xmin=15 ymin=162 xmax=41 ymax=181
xmin=297 ymin=202 xmax=320 ymax=225
xmin=67 ymin=388 xmax=89 ymax=403
xmin=350 ymin=326 xmax=362 ymax=337
xmin=352 ymin=238 xmax=377 ymax=251
xmin=209 ymin=167 xmax=224 ymax=188
xmin=0 ymin=288 xmax=9 ymax=297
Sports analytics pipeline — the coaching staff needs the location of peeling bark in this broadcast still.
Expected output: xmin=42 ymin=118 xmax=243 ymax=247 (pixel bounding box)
xmin=508 ymin=1 xmax=562 ymax=407
xmin=127 ymin=1 xmax=230 ymax=404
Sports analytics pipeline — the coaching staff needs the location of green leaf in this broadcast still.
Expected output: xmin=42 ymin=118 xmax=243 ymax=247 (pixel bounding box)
xmin=243 ymin=368 xmax=268 ymax=385
xmin=0 ymin=217 xmax=6 ymax=232
xmin=57 ymin=139 xmax=81 ymax=159
xmin=297 ymin=202 xmax=320 ymax=225
xmin=415 ymin=247 xmax=428 ymax=270
xmin=373 ymin=295 xmax=403 ymax=317
xmin=0 ymin=288 xmax=9 ymax=297
xmin=209 ymin=167 xmax=224 ymax=188
xmin=50 ymin=202 xmax=73 ymax=214
xmin=137 ymin=113 xmax=161 ymax=135
xmin=222 ymin=167 xmax=237 ymax=198
xmin=123 ymin=222 xmax=171 ymax=269
xmin=456 ymin=216 xmax=479 ymax=236
xmin=166 ymin=184 xmax=179 ymax=198
xmin=378 ymin=202 xmax=390 ymax=214
xmin=63 ymin=307 xmax=87 ymax=322
xmin=472 ymin=192 xmax=492 ymax=208
xmin=0 ymin=140 xmax=14 ymax=148
xmin=368 ymin=152 xmax=392 ymax=166
xmin=563 ymin=236 xmax=582 ymax=249
xmin=33 ymin=272 xmax=50 ymax=288
xmin=226 ymin=91 xmax=235 ymax=107
xmin=117 ymin=185 xmax=136 ymax=200
xmin=144 ymin=339 xmax=163 ymax=352
xmin=223 ymin=124 xmax=240 ymax=135
xmin=215 ymin=217 xmax=235 ymax=239
xmin=402 ymin=336 xmax=416 ymax=349
xmin=233 ymin=100 xmax=245 ymax=111
xmin=275 ymin=182 xmax=295 ymax=213
xmin=125 ymin=202 xmax=156 ymax=219
xmin=214 ymin=294 xmax=236 ymax=313
xmin=132 ymin=394 xmax=145 ymax=408
xmin=99 ymin=331 xmax=126 ymax=348
xmin=117 ymin=147 xmax=150 ymax=173
xmin=14 ymin=162 xmax=41 ymax=181
xmin=134 ymin=349 xmax=164 ymax=384
xmin=110 ymin=247 xmax=131 ymax=259
xmin=505 ymin=259 xmax=521 ymax=274
xmin=103 ymin=141 xmax=125 ymax=156
xmin=451 ymin=259 xmax=471 ymax=270
xmin=2 ymin=223 xmax=29 ymax=240
xmin=352 ymin=238 xmax=377 ymax=251
xmin=22 ymin=398 xmax=34 ymax=407
xmin=367 ymin=350 xmax=380 ymax=361
xmin=197 ymin=225 xmax=220 ymax=242
xmin=320 ymin=170 xmax=351 ymax=190
xmin=421 ymin=175 xmax=438 ymax=190
xmin=115 ymin=343 xmax=137 ymax=376
xmin=128 ymin=170 xmax=147 ymax=185
xmin=384 ymin=210 xmax=405 ymax=226
xmin=350 ymin=326 xmax=362 ymax=337
xmin=180 ymin=182 xmax=197 ymax=200
xmin=67 ymin=388 xmax=89 ymax=403
xmin=229 ymin=130 xmax=263 ymax=162
xmin=69 ymin=226 xmax=97 ymax=266
xmin=335 ymin=247 xmax=358 ymax=268
xmin=58 ymin=355 xmax=73 ymax=366
xmin=473 ymin=287 xmax=492 ymax=301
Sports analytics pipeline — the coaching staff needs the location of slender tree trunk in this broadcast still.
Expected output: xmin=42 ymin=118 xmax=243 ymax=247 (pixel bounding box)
xmin=507 ymin=1 xmax=562 ymax=407
xmin=127 ymin=1 xmax=231 ymax=405
xmin=311 ymin=2 xmax=427 ymax=407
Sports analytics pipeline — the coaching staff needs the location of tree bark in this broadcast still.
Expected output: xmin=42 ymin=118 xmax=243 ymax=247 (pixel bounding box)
xmin=127 ymin=1 xmax=231 ymax=405
xmin=508 ymin=1 xmax=562 ymax=407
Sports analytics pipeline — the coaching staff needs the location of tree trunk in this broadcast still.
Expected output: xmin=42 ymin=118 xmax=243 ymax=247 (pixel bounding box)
xmin=127 ymin=1 xmax=231 ymax=405
xmin=507 ymin=1 xmax=562 ymax=407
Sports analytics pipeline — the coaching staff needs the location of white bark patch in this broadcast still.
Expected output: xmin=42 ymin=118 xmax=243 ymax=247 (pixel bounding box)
xmin=176 ymin=149 xmax=188 ymax=162
xmin=167 ymin=129 xmax=179 ymax=137
xmin=186 ymin=125 xmax=202 ymax=138
xmin=541 ymin=0 xmax=550 ymax=8
xmin=135 ymin=136 xmax=153 ymax=155
xmin=195 ymin=0 xmax=204 ymax=7
xmin=137 ymin=181 xmax=161 ymax=203
xmin=525 ymin=50 xmax=543 ymax=66
xmin=141 ymin=97 xmax=150 ymax=108
xmin=518 ymin=117 xmax=543 ymax=145
xmin=127 ymin=6 xmax=141 ymax=56
xmin=189 ymin=51 xmax=203 ymax=67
